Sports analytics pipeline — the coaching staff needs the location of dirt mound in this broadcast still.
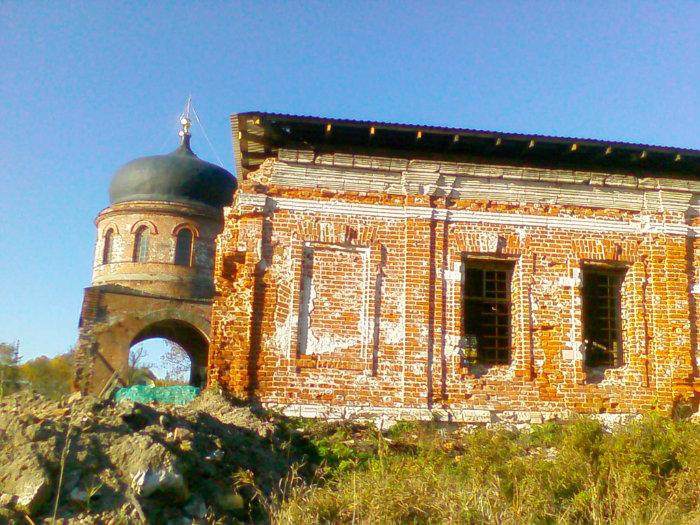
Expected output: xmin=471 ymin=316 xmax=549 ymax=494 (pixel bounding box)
xmin=0 ymin=390 xmax=314 ymax=524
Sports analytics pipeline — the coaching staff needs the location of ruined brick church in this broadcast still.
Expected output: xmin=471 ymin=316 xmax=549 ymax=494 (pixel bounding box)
xmin=75 ymin=111 xmax=700 ymax=423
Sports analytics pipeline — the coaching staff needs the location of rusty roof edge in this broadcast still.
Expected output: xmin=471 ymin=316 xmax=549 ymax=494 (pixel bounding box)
xmin=233 ymin=111 xmax=700 ymax=157
xmin=230 ymin=114 xmax=244 ymax=181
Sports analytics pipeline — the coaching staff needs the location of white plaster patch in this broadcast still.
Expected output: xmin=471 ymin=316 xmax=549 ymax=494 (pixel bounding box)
xmin=417 ymin=324 xmax=429 ymax=345
xmin=270 ymin=314 xmax=295 ymax=356
xmin=304 ymin=331 xmax=360 ymax=355
xmin=478 ymin=232 xmax=501 ymax=252
xmin=271 ymin=245 xmax=295 ymax=281
xmin=266 ymin=403 xmax=642 ymax=429
xmin=444 ymin=335 xmax=462 ymax=356
xmin=558 ymin=276 xmax=578 ymax=287
xmin=537 ymin=278 xmax=560 ymax=296
xmin=443 ymin=269 xmax=461 ymax=281
xmin=383 ymin=321 xmax=405 ymax=345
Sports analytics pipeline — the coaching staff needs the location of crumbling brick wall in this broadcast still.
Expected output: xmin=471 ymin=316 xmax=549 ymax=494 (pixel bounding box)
xmin=209 ymin=152 xmax=700 ymax=423
xmin=74 ymin=288 xmax=213 ymax=393
xmin=91 ymin=201 xmax=222 ymax=299
xmin=74 ymin=199 xmax=224 ymax=393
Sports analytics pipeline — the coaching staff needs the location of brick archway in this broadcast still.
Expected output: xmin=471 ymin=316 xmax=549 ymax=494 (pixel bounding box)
xmin=74 ymin=287 xmax=213 ymax=393
xmin=130 ymin=319 xmax=209 ymax=387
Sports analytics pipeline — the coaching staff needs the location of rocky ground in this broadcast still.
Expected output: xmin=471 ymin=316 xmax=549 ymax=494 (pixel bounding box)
xmin=5 ymin=390 xmax=698 ymax=525
xmin=0 ymin=390 xmax=316 ymax=524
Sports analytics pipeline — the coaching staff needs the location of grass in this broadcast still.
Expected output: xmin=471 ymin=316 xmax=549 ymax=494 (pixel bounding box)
xmin=253 ymin=413 xmax=700 ymax=525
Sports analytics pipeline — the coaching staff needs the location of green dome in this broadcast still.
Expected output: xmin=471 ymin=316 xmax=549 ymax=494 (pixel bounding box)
xmin=109 ymin=135 xmax=237 ymax=209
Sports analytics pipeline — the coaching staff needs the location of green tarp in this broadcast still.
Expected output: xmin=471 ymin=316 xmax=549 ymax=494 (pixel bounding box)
xmin=115 ymin=384 xmax=200 ymax=405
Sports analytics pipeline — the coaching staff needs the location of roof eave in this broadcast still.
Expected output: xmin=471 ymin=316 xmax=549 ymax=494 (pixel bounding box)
xmin=231 ymin=111 xmax=700 ymax=179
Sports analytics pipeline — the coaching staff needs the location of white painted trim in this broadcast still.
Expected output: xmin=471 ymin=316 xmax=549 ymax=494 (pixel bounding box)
xmin=240 ymin=193 xmax=692 ymax=236
xmin=302 ymin=240 xmax=370 ymax=253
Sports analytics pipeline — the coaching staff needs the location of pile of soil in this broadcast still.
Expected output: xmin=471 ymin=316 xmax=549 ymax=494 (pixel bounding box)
xmin=0 ymin=390 xmax=315 ymax=524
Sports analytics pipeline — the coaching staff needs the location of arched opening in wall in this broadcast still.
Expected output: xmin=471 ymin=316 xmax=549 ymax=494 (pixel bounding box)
xmin=174 ymin=228 xmax=194 ymax=266
xmin=133 ymin=226 xmax=150 ymax=263
xmin=102 ymin=228 xmax=114 ymax=264
xmin=128 ymin=320 xmax=208 ymax=387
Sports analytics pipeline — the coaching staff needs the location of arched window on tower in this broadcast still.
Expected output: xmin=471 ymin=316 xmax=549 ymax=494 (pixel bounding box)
xmin=174 ymin=228 xmax=194 ymax=266
xmin=133 ymin=226 xmax=150 ymax=263
xmin=102 ymin=229 xmax=114 ymax=264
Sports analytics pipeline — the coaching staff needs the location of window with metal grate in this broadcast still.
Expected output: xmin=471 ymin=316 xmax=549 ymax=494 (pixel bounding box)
xmin=462 ymin=259 xmax=515 ymax=365
xmin=582 ymin=265 xmax=626 ymax=370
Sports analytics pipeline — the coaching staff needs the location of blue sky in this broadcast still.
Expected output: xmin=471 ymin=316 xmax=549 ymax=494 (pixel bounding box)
xmin=1 ymin=1 xmax=699 ymax=361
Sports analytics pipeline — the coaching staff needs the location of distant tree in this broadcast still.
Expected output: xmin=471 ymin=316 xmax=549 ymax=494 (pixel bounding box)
xmin=127 ymin=344 xmax=156 ymax=385
xmin=161 ymin=341 xmax=191 ymax=384
xmin=19 ymin=349 xmax=74 ymax=399
xmin=0 ymin=341 xmax=21 ymax=396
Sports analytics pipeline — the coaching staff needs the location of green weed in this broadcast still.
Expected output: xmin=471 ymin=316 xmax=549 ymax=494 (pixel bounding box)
xmin=265 ymin=414 xmax=700 ymax=525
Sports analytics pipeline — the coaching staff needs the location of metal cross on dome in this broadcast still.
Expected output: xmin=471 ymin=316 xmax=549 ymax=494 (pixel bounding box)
xmin=175 ymin=96 xmax=224 ymax=165
xmin=179 ymin=96 xmax=192 ymax=138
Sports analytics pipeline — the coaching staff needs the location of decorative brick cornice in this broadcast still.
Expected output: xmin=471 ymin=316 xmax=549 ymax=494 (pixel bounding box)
xmin=238 ymin=193 xmax=691 ymax=236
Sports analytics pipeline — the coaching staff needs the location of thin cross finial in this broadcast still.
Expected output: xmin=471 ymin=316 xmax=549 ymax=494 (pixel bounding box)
xmin=179 ymin=95 xmax=192 ymax=138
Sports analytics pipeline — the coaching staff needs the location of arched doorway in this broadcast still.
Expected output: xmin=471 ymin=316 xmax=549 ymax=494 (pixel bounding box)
xmin=129 ymin=320 xmax=209 ymax=387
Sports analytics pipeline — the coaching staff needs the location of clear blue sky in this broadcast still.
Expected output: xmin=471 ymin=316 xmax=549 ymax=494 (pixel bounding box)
xmin=1 ymin=1 xmax=699 ymax=361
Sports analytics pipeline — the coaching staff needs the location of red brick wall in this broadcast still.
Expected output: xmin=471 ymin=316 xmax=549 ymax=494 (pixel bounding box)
xmin=209 ymin=161 xmax=699 ymax=423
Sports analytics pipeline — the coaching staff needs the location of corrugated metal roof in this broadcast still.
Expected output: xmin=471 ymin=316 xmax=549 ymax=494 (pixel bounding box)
xmin=231 ymin=111 xmax=700 ymax=179
xmin=241 ymin=111 xmax=700 ymax=154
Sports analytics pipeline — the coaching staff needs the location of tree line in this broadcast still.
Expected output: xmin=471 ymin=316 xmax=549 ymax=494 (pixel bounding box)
xmin=0 ymin=341 xmax=74 ymax=399
xmin=0 ymin=340 xmax=192 ymax=399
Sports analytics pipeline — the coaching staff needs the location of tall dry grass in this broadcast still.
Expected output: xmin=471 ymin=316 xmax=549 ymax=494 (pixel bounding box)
xmin=261 ymin=414 xmax=700 ymax=525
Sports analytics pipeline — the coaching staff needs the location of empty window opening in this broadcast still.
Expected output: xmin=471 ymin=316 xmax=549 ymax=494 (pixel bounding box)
xmin=462 ymin=259 xmax=515 ymax=365
xmin=174 ymin=228 xmax=194 ymax=266
xmin=296 ymin=246 xmax=314 ymax=355
xmin=102 ymin=229 xmax=114 ymax=264
xmin=582 ymin=265 xmax=625 ymax=371
xmin=133 ymin=226 xmax=150 ymax=263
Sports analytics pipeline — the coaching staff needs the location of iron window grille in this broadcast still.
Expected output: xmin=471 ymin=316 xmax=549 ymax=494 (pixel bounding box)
xmin=462 ymin=259 xmax=515 ymax=365
xmin=581 ymin=265 xmax=626 ymax=369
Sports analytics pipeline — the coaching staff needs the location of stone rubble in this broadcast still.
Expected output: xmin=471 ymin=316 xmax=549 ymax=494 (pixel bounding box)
xmin=0 ymin=390 xmax=308 ymax=524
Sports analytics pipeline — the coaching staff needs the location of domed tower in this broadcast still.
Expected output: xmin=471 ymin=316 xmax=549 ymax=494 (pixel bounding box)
xmin=74 ymin=115 xmax=237 ymax=392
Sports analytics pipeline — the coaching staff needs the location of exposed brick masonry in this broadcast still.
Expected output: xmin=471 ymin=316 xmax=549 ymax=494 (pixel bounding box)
xmin=209 ymin=151 xmax=700 ymax=424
